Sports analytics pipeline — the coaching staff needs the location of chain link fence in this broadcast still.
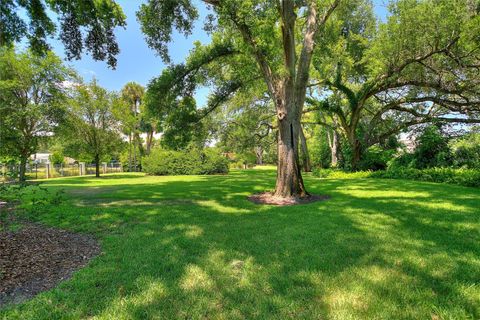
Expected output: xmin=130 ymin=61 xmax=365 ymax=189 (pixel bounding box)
xmin=0 ymin=162 xmax=123 ymax=182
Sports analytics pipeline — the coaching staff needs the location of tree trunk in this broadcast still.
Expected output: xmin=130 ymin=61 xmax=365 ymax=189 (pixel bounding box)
xmin=19 ymin=156 xmax=28 ymax=182
xmin=299 ymin=125 xmax=311 ymax=172
xmin=331 ymin=129 xmax=339 ymax=167
xmin=351 ymin=139 xmax=362 ymax=171
xmin=95 ymin=154 xmax=100 ymax=177
xmin=128 ymin=133 xmax=132 ymax=172
xmin=146 ymin=130 xmax=154 ymax=155
xmin=229 ymin=0 xmax=339 ymax=199
xmin=254 ymin=146 xmax=263 ymax=165
xmin=133 ymin=134 xmax=137 ymax=172
xmin=274 ymin=114 xmax=308 ymax=198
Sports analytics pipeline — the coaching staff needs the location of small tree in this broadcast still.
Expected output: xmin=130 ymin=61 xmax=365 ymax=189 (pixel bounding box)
xmin=63 ymin=80 xmax=122 ymax=177
xmin=0 ymin=48 xmax=72 ymax=181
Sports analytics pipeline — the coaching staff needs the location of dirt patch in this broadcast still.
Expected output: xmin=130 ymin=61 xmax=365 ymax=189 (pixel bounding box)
xmin=0 ymin=212 xmax=100 ymax=307
xmin=247 ymin=192 xmax=330 ymax=206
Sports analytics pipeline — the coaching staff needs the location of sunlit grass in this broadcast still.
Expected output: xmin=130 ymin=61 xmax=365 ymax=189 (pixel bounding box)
xmin=1 ymin=169 xmax=479 ymax=319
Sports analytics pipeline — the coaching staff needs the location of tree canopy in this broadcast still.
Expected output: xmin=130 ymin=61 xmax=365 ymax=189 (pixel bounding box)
xmin=0 ymin=48 xmax=73 ymax=180
xmin=0 ymin=0 xmax=126 ymax=68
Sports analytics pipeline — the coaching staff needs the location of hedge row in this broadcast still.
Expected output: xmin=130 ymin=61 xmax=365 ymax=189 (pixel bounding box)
xmin=142 ymin=148 xmax=229 ymax=176
xmin=312 ymin=167 xmax=480 ymax=188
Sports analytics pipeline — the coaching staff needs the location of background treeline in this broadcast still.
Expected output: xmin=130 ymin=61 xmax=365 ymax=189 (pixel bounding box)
xmin=0 ymin=48 xmax=229 ymax=181
xmin=134 ymin=0 xmax=480 ymax=186
xmin=2 ymin=0 xmax=480 ymax=187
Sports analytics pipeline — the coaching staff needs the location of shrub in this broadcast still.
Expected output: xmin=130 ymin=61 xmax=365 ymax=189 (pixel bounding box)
xmin=450 ymin=131 xmax=480 ymax=169
xmin=0 ymin=183 xmax=65 ymax=218
xmin=359 ymin=145 xmax=396 ymax=171
xmin=142 ymin=147 xmax=228 ymax=176
xmin=412 ymin=125 xmax=453 ymax=169
xmin=201 ymin=148 xmax=230 ymax=174
xmin=312 ymin=168 xmax=373 ymax=179
xmin=388 ymin=152 xmax=417 ymax=169
xmin=312 ymin=167 xmax=480 ymax=188
xmin=371 ymin=168 xmax=480 ymax=188
xmin=49 ymin=151 xmax=65 ymax=165
xmin=230 ymin=161 xmax=255 ymax=169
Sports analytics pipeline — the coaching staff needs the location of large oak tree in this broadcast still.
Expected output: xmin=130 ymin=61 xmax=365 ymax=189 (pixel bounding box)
xmin=307 ymin=0 xmax=480 ymax=169
xmin=138 ymin=0 xmax=342 ymax=198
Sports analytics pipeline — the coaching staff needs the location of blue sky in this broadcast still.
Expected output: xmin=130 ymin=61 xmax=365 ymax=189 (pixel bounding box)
xmin=49 ymin=0 xmax=389 ymax=104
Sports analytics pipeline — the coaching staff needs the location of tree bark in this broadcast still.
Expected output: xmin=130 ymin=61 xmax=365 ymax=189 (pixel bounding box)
xmin=19 ymin=156 xmax=28 ymax=182
xmin=95 ymin=154 xmax=100 ymax=177
xmin=350 ymin=139 xmax=362 ymax=171
xmin=299 ymin=125 xmax=311 ymax=172
xmin=274 ymin=106 xmax=308 ymax=198
xmin=128 ymin=133 xmax=132 ymax=172
xmin=254 ymin=146 xmax=263 ymax=165
xmin=225 ymin=0 xmax=339 ymax=198
xmin=133 ymin=134 xmax=137 ymax=172
xmin=327 ymin=129 xmax=340 ymax=168
xmin=331 ymin=129 xmax=339 ymax=167
xmin=146 ymin=130 xmax=154 ymax=155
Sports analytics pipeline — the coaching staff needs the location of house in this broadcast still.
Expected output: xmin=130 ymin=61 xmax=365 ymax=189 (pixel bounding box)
xmin=30 ymin=153 xmax=51 ymax=164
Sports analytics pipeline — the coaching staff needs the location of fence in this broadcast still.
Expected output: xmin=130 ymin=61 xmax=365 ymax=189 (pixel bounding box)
xmin=0 ymin=162 xmax=122 ymax=181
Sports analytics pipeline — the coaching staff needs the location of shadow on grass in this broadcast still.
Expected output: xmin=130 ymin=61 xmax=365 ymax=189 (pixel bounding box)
xmin=2 ymin=170 xmax=479 ymax=319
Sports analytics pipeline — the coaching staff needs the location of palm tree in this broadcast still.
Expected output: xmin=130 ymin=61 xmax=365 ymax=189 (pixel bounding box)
xmin=120 ymin=82 xmax=144 ymax=172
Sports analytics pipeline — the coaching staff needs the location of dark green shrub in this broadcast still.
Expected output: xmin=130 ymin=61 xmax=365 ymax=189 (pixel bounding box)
xmin=142 ymin=147 xmax=228 ymax=176
xmin=413 ymin=126 xmax=453 ymax=169
xmin=388 ymin=152 xmax=417 ymax=169
xmin=359 ymin=145 xmax=396 ymax=171
xmin=200 ymin=148 xmax=230 ymax=174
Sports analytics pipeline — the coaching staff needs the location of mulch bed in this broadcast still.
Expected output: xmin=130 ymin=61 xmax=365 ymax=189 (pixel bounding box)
xmin=0 ymin=203 xmax=100 ymax=307
xmin=247 ymin=192 xmax=330 ymax=206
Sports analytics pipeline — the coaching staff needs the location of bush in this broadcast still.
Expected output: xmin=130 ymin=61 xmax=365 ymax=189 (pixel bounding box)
xmin=359 ymin=145 xmax=396 ymax=171
xmin=49 ymin=151 xmax=65 ymax=165
xmin=371 ymin=168 xmax=480 ymax=188
xmin=230 ymin=152 xmax=256 ymax=170
xmin=0 ymin=183 xmax=65 ymax=218
xmin=230 ymin=161 xmax=255 ymax=169
xmin=388 ymin=152 xmax=417 ymax=169
xmin=412 ymin=125 xmax=453 ymax=169
xmin=142 ymin=147 xmax=228 ymax=176
xmin=312 ymin=168 xmax=373 ymax=179
xmin=312 ymin=167 xmax=480 ymax=188
xmin=450 ymin=131 xmax=480 ymax=169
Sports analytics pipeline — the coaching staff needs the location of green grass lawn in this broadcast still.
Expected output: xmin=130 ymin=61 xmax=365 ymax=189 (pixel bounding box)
xmin=1 ymin=168 xmax=479 ymax=319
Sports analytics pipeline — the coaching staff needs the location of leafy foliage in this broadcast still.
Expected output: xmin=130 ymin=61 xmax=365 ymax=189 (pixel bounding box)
xmin=60 ymin=80 xmax=122 ymax=175
xmin=450 ymin=129 xmax=480 ymax=169
xmin=0 ymin=48 xmax=72 ymax=180
xmin=0 ymin=183 xmax=65 ymax=217
xmin=142 ymin=147 xmax=228 ymax=176
xmin=412 ymin=126 xmax=452 ymax=169
xmin=137 ymin=0 xmax=198 ymax=63
xmin=388 ymin=125 xmax=453 ymax=170
xmin=308 ymin=0 xmax=480 ymax=169
xmin=0 ymin=0 xmax=126 ymax=68
xmin=313 ymin=167 xmax=480 ymax=188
